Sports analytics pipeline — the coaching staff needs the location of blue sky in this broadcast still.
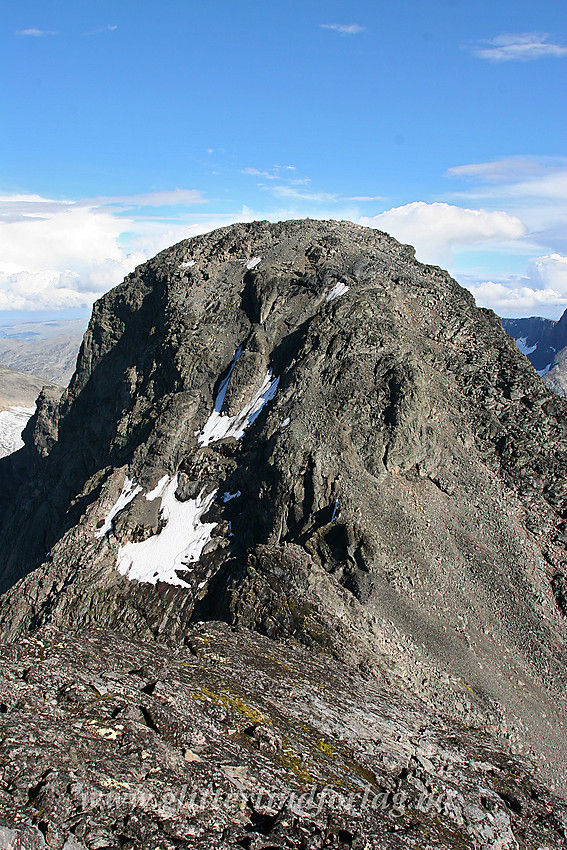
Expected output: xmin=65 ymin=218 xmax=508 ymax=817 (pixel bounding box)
xmin=1 ymin=0 xmax=566 ymax=319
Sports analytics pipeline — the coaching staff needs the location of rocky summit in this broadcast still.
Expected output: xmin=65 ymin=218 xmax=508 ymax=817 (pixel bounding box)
xmin=0 ymin=219 xmax=566 ymax=848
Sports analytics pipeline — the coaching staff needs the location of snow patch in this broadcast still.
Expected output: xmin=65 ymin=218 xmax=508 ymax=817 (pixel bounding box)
xmin=108 ymin=342 xmax=280 ymax=585
xmin=145 ymin=475 xmax=170 ymax=502
xmin=0 ymin=406 xmax=34 ymax=459
xmin=331 ymin=501 xmax=339 ymax=522
xmin=198 ymin=368 xmax=280 ymax=447
xmin=180 ymin=260 xmax=195 ymax=269
xmin=326 ymin=281 xmax=350 ymax=302
xmin=116 ymin=475 xmax=217 ymax=587
xmin=95 ymin=477 xmax=142 ymax=538
xmin=515 ymin=337 xmax=537 ymax=356
xmin=245 ymin=257 xmax=262 ymax=270
xmin=279 ymin=416 xmax=291 ymax=429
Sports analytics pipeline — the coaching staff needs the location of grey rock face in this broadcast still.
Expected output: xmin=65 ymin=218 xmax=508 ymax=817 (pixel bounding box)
xmin=542 ymin=344 xmax=567 ymax=397
xmin=0 ymin=220 xmax=566 ymax=797
xmin=0 ymin=623 xmax=565 ymax=850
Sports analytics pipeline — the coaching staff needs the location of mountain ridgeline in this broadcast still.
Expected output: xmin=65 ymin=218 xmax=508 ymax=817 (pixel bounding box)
xmin=502 ymin=309 xmax=567 ymax=395
xmin=1 ymin=219 xmax=567 ymax=804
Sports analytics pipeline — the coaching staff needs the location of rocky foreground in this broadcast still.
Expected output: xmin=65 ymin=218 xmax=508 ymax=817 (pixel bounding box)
xmin=0 ymin=219 xmax=566 ymax=846
xmin=1 ymin=623 xmax=566 ymax=849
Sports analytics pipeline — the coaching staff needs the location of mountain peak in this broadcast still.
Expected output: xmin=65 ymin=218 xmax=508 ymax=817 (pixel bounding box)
xmin=1 ymin=219 xmax=567 ymax=794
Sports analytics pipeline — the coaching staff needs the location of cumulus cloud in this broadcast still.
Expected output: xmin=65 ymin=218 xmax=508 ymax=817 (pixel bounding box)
xmin=0 ymin=192 xmax=213 ymax=312
xmin=444 ymin=157 xmax=567 ymax=253
xmin=0 ymin=197 xmax=145 ymax=311
xmin=3 ymin=187 xmax=560 ymax=319
xmin=471 ymin=32 xmax=567 ymax=62
xmin=0 ymin=186 xmax=370 ymax=312
xmin=359 ymin=202 xmax=526 ymax=266
xmin=467 ymin=280 xmax=563 ymax=317
xmin=320 ymin=23 xmax=365 ymax=35
xmin=466 ymin=255 xmax=567 ymax=317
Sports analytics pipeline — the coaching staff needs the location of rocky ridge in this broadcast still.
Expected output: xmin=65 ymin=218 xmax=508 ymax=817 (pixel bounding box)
xmin=0 ymin=623 xmax=565 ymax=850
xmin=0 ymin=219 xmax=566 ymax=816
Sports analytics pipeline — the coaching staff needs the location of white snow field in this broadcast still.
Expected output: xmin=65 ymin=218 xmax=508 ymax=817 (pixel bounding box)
xmin=0 ymin=406 xmax=35 ymax=459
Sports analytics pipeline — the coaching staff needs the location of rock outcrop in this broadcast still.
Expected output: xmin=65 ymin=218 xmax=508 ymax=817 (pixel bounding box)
xmin=0 ymin=219 xmax=566 ymax=814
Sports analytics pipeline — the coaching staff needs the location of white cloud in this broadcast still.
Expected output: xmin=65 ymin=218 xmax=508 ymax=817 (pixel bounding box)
xmin=92 ymin=188 xmax=206 ymax=207
xmin=447 ymin=158 xmax=548 ymax=183
xmin=242 ymin=165 xmax=298 ymax=181
xmin=320 ymin=23 xmax=365 ymax=35
xmin=16 ymin=28 xmax=57 ymax=37
xmin=0 ymin=192 xmax=215 ymax=312
xmin=241 ymin=167 xmax=279 ymax=180
xmin=444 ymin=157 xmax=567 ymax=253
xmin=446 ymin=157 xmax=567 ymax=201
xmin=268 ymin=185 xmax=339 ymax=203
xmin=0 ymin=202 xmax=126 ymax=275
xmin=86 ymin=24 xmax=118 ymax=35
xmin=461 ymin=255 xmax=567 ymax=318
xmin=527 ymin=253 xmax=567 ymax=294
xmin=468 ymin=172 xmax=567 ymax=205
xmin=0 ymin=197 xmax=145 ymax=311
xmin=472 ymin=32 xmax=567 ymax=62
xmin=359 ymin=202 xmax=526 ymax=266
xmin=0 ymin=186 xmax=369 ymax=312
xmin=466 ymin=280 xmax=563 ymax=317
xmin=346 ymin=195 xmax=388 ymax=202
xmin=3 ymin=185 xmax=560 ymax=320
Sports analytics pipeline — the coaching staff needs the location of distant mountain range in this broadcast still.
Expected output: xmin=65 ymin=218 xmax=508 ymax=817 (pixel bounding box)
xmin=0 ymin=362 xmax=58 ymax=412
xmin=0 ymin=317 xmax=86 ymax=385
xmin=502 ymin=308 xmax=567 ymax=396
